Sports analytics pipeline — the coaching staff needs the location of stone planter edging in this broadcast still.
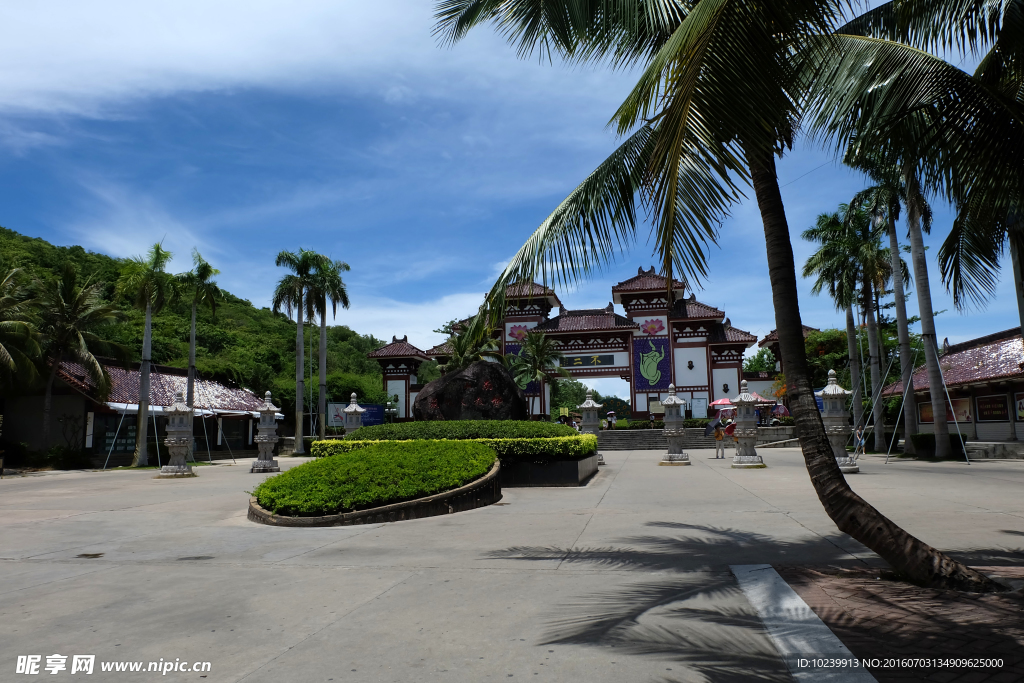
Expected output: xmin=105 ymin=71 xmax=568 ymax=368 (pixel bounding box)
xmin=247 ymin=460 xmax=501 ymax=527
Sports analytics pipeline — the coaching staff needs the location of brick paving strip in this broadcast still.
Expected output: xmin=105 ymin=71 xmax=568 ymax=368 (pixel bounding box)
xmin=776 ymin=566 xmax=1024 ymax=683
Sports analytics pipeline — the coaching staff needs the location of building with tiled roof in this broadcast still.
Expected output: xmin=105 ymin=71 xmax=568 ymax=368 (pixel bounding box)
xmin=882 ymin=327 xmax=1024 ymax=442
xmin=3 ymin=359 xmax=272 ymax=464
xmin=373 ymin=269 xmax=765 ymax=420
xmin=756 ymin=325 xmax=819 ymax=375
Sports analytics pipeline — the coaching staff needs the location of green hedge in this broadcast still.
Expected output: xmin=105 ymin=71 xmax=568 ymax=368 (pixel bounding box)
xmin=253 ymin=440 xmax=496 ymax=516
xmin=313 ymin=434 xmax=597 ymax=463
xmin=346 ymin=420 xmax=577 ymax=441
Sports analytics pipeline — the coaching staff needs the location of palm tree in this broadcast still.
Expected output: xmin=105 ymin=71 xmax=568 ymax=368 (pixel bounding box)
xmin=36 ymin=263 xmax=127 ymax=449
xmin=273 ymin=249 xmax=327 ymax=454
xmin=438 ymin=314 xmax=502 ymax=374
xmin=800 ymin=209 xmax=863 ymax=430
xmin=506 ymin=330 xmax=570 ymax=395
xmin=0 ymin=268 xmax=40 ymax=387
xmin=437 ymin=0 xmax=1003 ymax=590
xmin=850 ymin=166 xmax=929 ymax=454
xmin=117 ymin=242 xmax=175 ymax=466
xmin=306 ymin=258 xmax=350 ymax=440
xmin=176 ymin=249 xmax=221 ymax=409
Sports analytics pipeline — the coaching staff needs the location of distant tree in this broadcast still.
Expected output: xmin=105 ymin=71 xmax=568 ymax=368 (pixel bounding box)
xmin=37 ymin=263 xmax=127 ymax=448
xmin=742 ymin=348 xmax=776 ymax=373
xmin=432 ymin=319 xmax=460 ymax=336
xmin=0 ymin=268 xmax=39 ymax=387
xmin=549 ymin=379 xmax=590 ymax=418
xmin=175 ymin=249 xmax=221 ymax=409
xmin=307 ymin=258 xmax=350 ymax=440
xmin=117 ymin=243 xmax=175 ymax=466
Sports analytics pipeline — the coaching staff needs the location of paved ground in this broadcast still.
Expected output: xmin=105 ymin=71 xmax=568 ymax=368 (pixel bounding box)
xmin=1 ymin=449 xmax=1022 ymax=682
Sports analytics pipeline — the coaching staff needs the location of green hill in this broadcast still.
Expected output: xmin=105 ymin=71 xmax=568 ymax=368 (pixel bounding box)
xmin=0 ymin=226 xmax=414 ymax=413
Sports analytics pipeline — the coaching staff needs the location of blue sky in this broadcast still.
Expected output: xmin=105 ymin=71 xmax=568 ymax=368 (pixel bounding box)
xmin=1 ymin=1 xmax=1016 ymax=398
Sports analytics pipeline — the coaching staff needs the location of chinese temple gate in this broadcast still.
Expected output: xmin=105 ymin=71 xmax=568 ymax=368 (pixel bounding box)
xmin=368 ymin=267 xmax=758 ymax=420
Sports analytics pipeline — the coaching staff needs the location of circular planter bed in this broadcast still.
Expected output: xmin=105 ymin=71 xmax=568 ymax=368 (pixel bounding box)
xmin=248 ymin=459 xmax=501 ymax=527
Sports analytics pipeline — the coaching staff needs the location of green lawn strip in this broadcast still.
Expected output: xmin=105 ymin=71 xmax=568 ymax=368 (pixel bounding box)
xmin=347 ymin=420 xmax=577 ymax=441
xmin=252 ymin=440 xmax=496 ymax=516
xmin=313 ymin=434 xmax=597 ymax=463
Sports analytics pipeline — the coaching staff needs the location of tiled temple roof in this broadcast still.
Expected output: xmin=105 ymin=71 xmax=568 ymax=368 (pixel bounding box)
xmin=367 ymin=335 xmax=430 ymax=360
xmin=505 ymin=282 xmax=561 ymax=303
xmin=670 ymin=296 xmax=725 ymax=320
xmin=708 ymin=322 xmax=757 ymax=344
xmin=884 ymin=328 xmax=1024 ymax=395
xmin=758 ymin=325 xmax=819 ymax=347
xmin=534 ymin=304 xmax=639 ymax=333
xmin=612 ymin=266 xmax=686 ymax=293
xmin=57 ymin=360 xmax=262 ymax=411
xmin=425 ymin=340 xmax=453 ymax=358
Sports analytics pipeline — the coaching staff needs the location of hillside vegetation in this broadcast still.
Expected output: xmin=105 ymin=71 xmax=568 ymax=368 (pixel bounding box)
xmin=0 ymin=227 xmax=395 ymax=412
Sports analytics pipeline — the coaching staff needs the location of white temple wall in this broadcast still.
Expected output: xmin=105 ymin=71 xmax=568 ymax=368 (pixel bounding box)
xmin=711 ymin=368 xmax=738 ymax=401
xmin=386 ymin=379 xmax=406 ymax=418
xmin=673 ymin=347 xmax=708 ymax=386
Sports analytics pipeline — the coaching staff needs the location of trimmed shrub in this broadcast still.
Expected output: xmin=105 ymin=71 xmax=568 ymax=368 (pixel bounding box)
xmin=253 ymin=440 xmax=496 ymax=516
xmin=313 ymin=434 xmax=597 ymax=463
xmin=683 ymin=418 xmax=712 ymax=428
xmin=346 ymin=420 xmax=577 ymax=441
xmin=909 ymin=433 xmax=966 ymax=458
xmin=778 ymin=416 xmax=795 ymax=426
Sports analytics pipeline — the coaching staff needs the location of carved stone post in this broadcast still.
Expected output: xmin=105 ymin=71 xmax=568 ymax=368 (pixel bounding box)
xmin=660 ymin=384 xmax=690 ymax=465
xmin=731 ymin=380 xmax=765 ymax=469
xmin=157 ymin=391 xmax=196 ymax=478
xmin=577 ymin=389 xmax=605 ymax=465
xmin=251 ymin=391 xmax=281 ymax=473
xmin=816 ymin=369 xmax=858 ymax=473
xmin=343 ymin=392 xmax=366 ymax=435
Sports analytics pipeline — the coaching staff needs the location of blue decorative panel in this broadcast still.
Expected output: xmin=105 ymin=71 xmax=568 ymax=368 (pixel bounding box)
xmin=633 ymin=338 xmax=671 ymax=391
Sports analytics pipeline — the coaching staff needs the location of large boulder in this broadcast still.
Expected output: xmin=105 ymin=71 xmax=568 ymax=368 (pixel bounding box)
xmin=414 ymin=361 xmax=529 ymax=421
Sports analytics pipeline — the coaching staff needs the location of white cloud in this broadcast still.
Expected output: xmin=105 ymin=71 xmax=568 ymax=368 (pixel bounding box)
xmin=337 ymin=291 xmax=484 ymax=351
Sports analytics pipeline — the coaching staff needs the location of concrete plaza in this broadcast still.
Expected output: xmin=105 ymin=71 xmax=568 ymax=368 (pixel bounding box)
xmin=2 ymin=449 xmax=1022 ymax=682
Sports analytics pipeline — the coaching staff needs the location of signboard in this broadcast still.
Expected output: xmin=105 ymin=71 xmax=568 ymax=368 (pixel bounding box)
xmin=648 ymin=400 xmax=665 ymax=414
xmin=918 ymin=398 xmax=972 ymax=423
xmin=690 ymin=397 xmax=708 ymax=419
xmin=976 ymin=395 xmax=1010 ymax=422
xmin=327 ymin=403 xmax=385 ymax=427
xmin=361 ymin=404 xmax=384 ymax=427
xmin=563 ymin=354 xmax=615 ymax=367
xmin=327 ymin=403 xmax=346 ymax=427
xmin=1016 ymin=393 xmax=1024 ymax=421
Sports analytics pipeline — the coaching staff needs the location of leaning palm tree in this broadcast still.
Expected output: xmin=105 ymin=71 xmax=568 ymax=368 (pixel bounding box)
xmin=437 ymin=0 xmax=1003 ymax=590
xmin=306 ymin=258 xmax=350 ymax=440
xmin=0 ymin=268 xmax=40 ymax=387
xmin=116 ymin=242 xmax=175 ymax=466
xmin=36 ymin=263 xmax=128 ymax=448
xmin=273 ymin=249 xmax=327 ymax=454
xmin=438 ymin=314 xmax=502 ymax=374
xmin=176 ymin=249 xmax=221 ymax=409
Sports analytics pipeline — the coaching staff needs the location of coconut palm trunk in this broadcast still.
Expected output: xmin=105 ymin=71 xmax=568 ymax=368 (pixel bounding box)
xmin=887 ymin=217 xmax=917 ymax=453
xmin=41 ymin=360 xmax=60 ymax=449
xmin=294 ymin=297 xmax=305 ymax=454
xmin=749 ymin=148 xmax=1000 ymax=591
xmin=134 ymin=302 xmax=153 ymax=466
xmin=845 ymin=303 xmax=864 ymax=429
xmin=905 ymin=173 xmax=950 ymax=458
xmin=187 ymin=302 xmax=197 ymax=408
xmin=318 ymin=311 xmax=327 ymax=440
xmin=863 ymin=280 xmax=885 ymax=452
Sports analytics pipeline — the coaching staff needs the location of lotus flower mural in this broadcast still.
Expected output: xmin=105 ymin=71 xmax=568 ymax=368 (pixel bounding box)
xmin=507 ymin=325 xmax=529 ymax=341
xmin=641 ymin=319 xmax=665 ymax=335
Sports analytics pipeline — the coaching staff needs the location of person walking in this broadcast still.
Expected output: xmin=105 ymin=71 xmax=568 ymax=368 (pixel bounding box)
xmin=853 ymin=425 xmax=865 ymax=459
xmin=714 ymin=425 xmax=726 ymax=459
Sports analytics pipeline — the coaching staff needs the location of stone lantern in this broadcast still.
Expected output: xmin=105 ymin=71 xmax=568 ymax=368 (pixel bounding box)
xmin=577 ymin=389 xmax=605 ymax=465
xmin=251 ymin=391 xmax=281 ymax=473
xmin=157 ymin=390 xmax=196 ymax=478
xmin=660 ymin=384 xmax=690 ymax=466
xmin=731 ymin=380 xmax=765 ymax=469
xmin=815 ymin=369 xmax=858 ymax=474
xmin=343 ymin=392 xmax=366 ymax=434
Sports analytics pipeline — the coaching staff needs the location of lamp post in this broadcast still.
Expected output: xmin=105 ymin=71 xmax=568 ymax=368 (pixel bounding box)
xmin=731 ymin=380 xmax=765 ymax=469
xmin=577 ymin=389 xmax=605 ymax=465
xmin=660 ymin=384 xmax=690 ymax=465
xmin=157 ymin=391 xmax=197 ymax=478
xmin=815 ymin=369 xmax=859 ymax=473
xmin=251 ymin=391 xmax=282 ymax=473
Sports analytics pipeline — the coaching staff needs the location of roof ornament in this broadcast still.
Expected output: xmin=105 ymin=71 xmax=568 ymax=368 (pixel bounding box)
xmin=605 ymin=302 xmax=614 ymax=313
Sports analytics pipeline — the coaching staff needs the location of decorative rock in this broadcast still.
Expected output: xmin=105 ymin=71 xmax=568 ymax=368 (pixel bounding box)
xmin=660 ymin=384 xmax=690 ymax=465
xmin=157 ymin=391 xmax=196 ymax=478
xmin=815 ymin=369 xmax=858 ymax=473
xmin=251 ymin=391 xmax=281 ymax=473
xmin=413 ymin=361 xmax=528 ymax=421
xmin=731 ymin=380 xmax=765 ymax=469
xmin=342 ymin=392 xmax=366 ymax=434
xmin=577 ymin=389 xmax=605 ymax=465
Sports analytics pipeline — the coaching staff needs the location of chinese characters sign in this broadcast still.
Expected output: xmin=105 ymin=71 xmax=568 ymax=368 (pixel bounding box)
xmin=976 ymin=395 xmax=1009 ymax=422
xmin=918 ymin=398 xmax=972 ymax=423
xmin=563 ymin=354 xmax=615 ymax=367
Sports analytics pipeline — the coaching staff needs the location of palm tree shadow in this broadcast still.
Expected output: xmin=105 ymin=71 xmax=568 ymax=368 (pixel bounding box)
xmin=485 ymin=522 xmax=1024 ymax=681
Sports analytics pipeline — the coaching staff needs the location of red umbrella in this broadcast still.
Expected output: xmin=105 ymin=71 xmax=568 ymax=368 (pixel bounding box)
xmin=772 ymin=404 xmax=790 ymax=416
xmin=709 ymin=398 xmax=734 ymax=407
xmin=724 ymin=422 xmax=737 ymax=435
